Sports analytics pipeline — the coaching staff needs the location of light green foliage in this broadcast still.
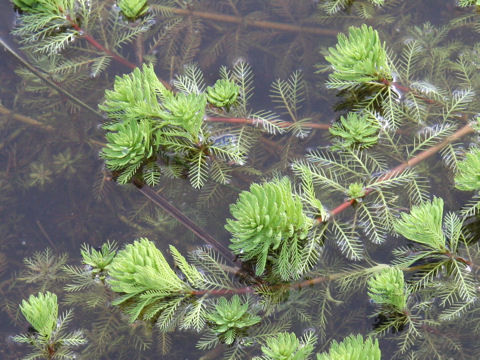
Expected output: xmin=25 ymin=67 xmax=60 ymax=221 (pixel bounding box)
xmin=316 ymin=334 xmax=381 ymax=360
xmin=329 ymin=113 xmax=380 ymax=149
xmin=394 ymin=197 xmax=446 ymax=252
xmin=100 ymin=63 xmax=249 ymax=188
xmin=118 ymin=0 xmax=148 ymax=19
xmin=159 ymin=92 xmax=207 ymax=141
xmin=14 ymin=292 xmax=86 ymax=359
xmin=206 ymin=79 xmax=239 ymax=110
xmin=100 ymin=64 xmax=165 ymax=123
xmin=206 ymin=295 xmax=260 ymax=345
xmin=11 ymin=0 xmax=40 ymax=12
xmin=367 ymin=267 xmax=408 ymax=312
xmin=347 ymin=182 xmax=366 ymax=200
xmin=101 ymin=119 xmax=157 ymax=184
xmin=455 ymin=147 xmax=480 ymax=191
xmin=107 ymin=238 xmax=202 ymax=322
xmin=257 ymin=332 xmax=316 ymax=360
xmin=324 ymin=25 xmax=391 ymax=90
xmin=10 ymin=0 xmax=77 ymax=55
xmin=226 ymin=177 xmax=313 ymax=279
xmin=80 ymin=241 xmax=117 ymax=277
xmin=457 ymin=0 xmax=480 ymax=7
xmin=19 ymin=292 xmax=58 ymax=338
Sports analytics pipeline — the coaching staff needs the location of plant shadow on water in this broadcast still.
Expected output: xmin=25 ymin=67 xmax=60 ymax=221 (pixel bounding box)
xmin=1 ymin=0 xmax=480 ymax=359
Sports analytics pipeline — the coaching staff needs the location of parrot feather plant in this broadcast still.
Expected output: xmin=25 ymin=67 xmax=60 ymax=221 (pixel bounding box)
xmin=5 ymin=3 xmax=480 ymax=359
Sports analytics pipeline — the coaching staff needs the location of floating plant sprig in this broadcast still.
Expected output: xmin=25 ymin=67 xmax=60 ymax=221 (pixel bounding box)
xmin=13 ymin=292 xmax=86 ymax=359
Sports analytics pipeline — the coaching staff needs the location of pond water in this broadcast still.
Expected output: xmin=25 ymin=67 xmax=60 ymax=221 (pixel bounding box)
xmin=0 ymin=0 xmax=480 ymax=359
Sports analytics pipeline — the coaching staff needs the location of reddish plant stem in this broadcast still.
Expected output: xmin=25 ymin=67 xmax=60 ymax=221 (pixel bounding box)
xmin=204 ymin=116 xmax=330 ymax=130
xmin=317 ymin=122 xmax=475 ymax=223
xmin=63 ymin=13 xmax=136 ymax=70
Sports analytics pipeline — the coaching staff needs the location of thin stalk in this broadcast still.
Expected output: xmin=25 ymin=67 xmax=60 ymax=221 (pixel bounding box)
xmin=318 ymin=122 xmax=476 ymax=222
xmin=135 ymin=183 xmax=236 ymax=264
xmin=62 ymin=13 xmax=137 ymax=70
xmin=0 ymin=104 xmax=54 ymax=132
xmin=205 ymin=116 xmax=330 ymax=130
xmin=0 ymin=38 xmax=104 ymax=120
xmin=150 ymin=5 xmax=338 ymax=36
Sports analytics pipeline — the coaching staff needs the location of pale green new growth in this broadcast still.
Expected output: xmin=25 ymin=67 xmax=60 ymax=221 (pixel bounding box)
xmin=14 ymin=292 xmax=86 ymax=359
xmin=226 ymin=177 xmax=313 ymax=279
xmin=394 ymin=197 xmax=446 ymax=251
xmin=324 ymin=25 xmax=391 ymax=90
xmin=100 ymin=64 xmax=166 ymax=123
xmin=80 ymin=241 xmax=117 ymax=276
xmin=206 ymin=79 xmax=239 ymax=110
xmin=368 ymin=266 xmax=408 ymax=312
xmin=159 ymin=92 xmax=206 ymax=141
xmin=118 ymin=0 xmax=148 ymax=20
xmin=256 ymin=332 xmax=316 ymax=360
xmin=19 ymin=292 xmax=58 ymax=338
xmin=329 ymin=112 xmax=380 ymax=149
xmin=206 ymin=295 xmax=260 ymax=345
xmin=455 ymin=147 xmax=480 ymax=191
xmin=347 ymin=182 xmax=366 ymax=200
xmin=101 ymin=118 xmax=157 ymax=184
xmin=107 ymin=238 xmax=202 ymax=322
xmin=316 ymin=334 xmax=381 ymax=360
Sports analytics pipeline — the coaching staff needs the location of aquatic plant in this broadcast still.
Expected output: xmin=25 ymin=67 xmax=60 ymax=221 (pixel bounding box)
xmin=329 ymin=112 xmax=380 ymax=149
xmin=206 ymin=79 xmax=240 ymax=111
xmin=205 ymin=295 xmax=261 ymax=345
xmin=225 ymin=177 xmax=315 ymax=279
xmin=324 ymin=24 xmax=391 ymax=90
xmin=118 ymin=0 xmax=148 ymax=20
xmin=316 ymin=334 xmax=381 ymax=360
xmin=4 ymin=1 xmax=480 ymax=359
xmin=255 ymin=331 xmax=316 ymax=360
xmin=14 ymin=292 xmax=86 ymax=359
xmin=367 ymin=266 xmax=408 ymax=313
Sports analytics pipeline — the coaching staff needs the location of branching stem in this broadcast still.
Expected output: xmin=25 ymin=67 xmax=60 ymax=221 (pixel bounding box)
xmin=318 ymin=122 xmax=475 ymax=222
xmin=62 ymin=13 xmax=137 ymax=70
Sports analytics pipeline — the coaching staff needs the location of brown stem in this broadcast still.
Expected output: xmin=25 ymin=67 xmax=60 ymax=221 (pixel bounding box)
xmin=150 ymin=6 xmax=338 ymax=36
xmin=205 ymin=116 xmax=330 ymax=130
xmin=0 ymin=104 xmax=54 ymax=132
xmin=134 ymin=183 xmax=236 ymax=265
